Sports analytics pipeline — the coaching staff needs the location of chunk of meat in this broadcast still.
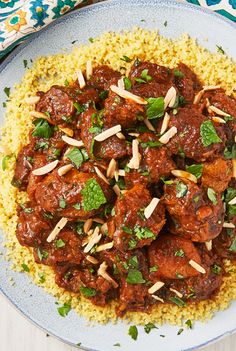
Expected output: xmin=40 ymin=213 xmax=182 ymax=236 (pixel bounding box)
xmin=35 ymin=169 xmax=113 ymax=219
xmin=167 ymin=107 xmax=226 ymax=162
xmin=148 ymin=234 xmax=202 ymax=280
xmin=174 ymin=63 xmax=202 ymax=103
xmin=113 ymin=184 xmax=165 ymax=251
xmin=202 ymin=158 xmax=232 ymax=193
xmin=164 ymin=178 xmax=224 ymax=242
xmin=12 ymin=143 xmax=35 ymax=190
xmin=213 ymin=225 xmax=236 ymax=259
xmin=88 ymin=65 xmax=121 ymax=90
xmin=131 ymin=81 xmax=173 ymax=99
xmin=129 ymin=61 xmax=172 ymax=85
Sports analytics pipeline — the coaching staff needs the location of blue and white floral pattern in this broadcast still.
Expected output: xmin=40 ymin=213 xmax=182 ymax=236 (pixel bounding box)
xmin=0 ymin=0 xmax=235 ymax=59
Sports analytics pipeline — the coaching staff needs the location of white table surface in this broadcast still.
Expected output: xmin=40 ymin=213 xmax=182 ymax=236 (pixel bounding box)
xmin=0 ymin=293 xmax=235 ymax=351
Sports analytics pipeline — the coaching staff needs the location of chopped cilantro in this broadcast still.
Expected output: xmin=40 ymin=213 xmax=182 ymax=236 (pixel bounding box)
xmin=2 ymin=102 xmax=7 ymax=108
xmin=34 ymin=141 xmax=49 ymax=151
xmin=38 ymin=272 xmax=46 ymax=283
xmin=37 ymin=248 xmax=48 ymax=261
xmin=123 ymin=226 xmax=133 ymax=234
xmin=59 ymin=198 xmax=66 ymax=209
xmin=169 ymin=296 xmax=186 ymax=307
xmin=81 ymin=178 xmax=107 ymax=211
xmin=80 ymin=286 xmax=97 ymax=297
xmin=229 ymin=238 xmax=236 ymax=252
xmin=193 ymin=195 xmax=200 ymax=203
xmin=176 ymin=181 xmax=188 ymax=198
xmin=73 ymin=203 xmax=81 ymax=210
xmin=161 ymin=177 xmax=173 ymax=185
xmin=57 ymin=302 xmax=71 ymax=317
xmin=176 ymin=272 xmax=184 ymax=279
xmin=128 ymin=238 xmax=137 ymax=249
xmin=144 ymin=322 xmax=158 ymax=334
xmin=2 ymin=155 xmax=12 ymax=171
xmin=164 ymin=20 xmax=168 ymax=27
xmin=140 ymin=141 xmax=162 ymax=148
xmin=66 ymin=147 xmax=84 ymax=168
xmin=149 ymin=265 xmax=158 ymax=273
xmin=177 ymin=328 xmax=184 ymax=335
xmin=134 ymin=226 xmax=155 ymax=240
xmin=122 ymin=262 xmax=129 ymax=270
xmin=99 ymin=90 xmax=109 ymax=100
xmin=113 ymin=343 xmax=121 ymax=347
xmin=76 ymin=342 xmax=81 ymax=347
xmin=134 ymin=58 xmax=141 ymax=67
xmin=73 ymin=102 xmax=84 ymax=115
xmin=174 ymin=249 xmax=185 ymax=257
xmin=23 ymin=59 xmax=28 ymax=68
xmin=4 ymin=87 xmax=10 ymax=97
xmin=21 ymin=263 xmax=30 ymax=272
xmin=32 ymin=118 xmax=53 ymax=139
xmin=211 ymin=264 xmax=222 ymax=274
xmin=120 ymin=55 xmax=132 ymax=63
xmin=89 ymin=126 xmax=102 ymax=134
xmin=216 ymin=45 xmax=225 ymax=54
xmin=56 ymin=239 xmax=65 ymax=248
xmin=128 ymin=256 xmax=139 ymax=269
xmin=128 ymin=325 xmax=138 ymax=340
xmin=135 ymin=69 xmax=152 ymax=83
xmin=207 ymin=188 xmax=217 ymax=205
xmin=146 ymin=97 xmax=165 ymax=119
xmin=174 ymin=70 xmax=184 ymax=78
xmin=186 ymin=163 xmax=203 ymax=179
xmin=20 ymin=204 xmax=33 ymax=213
xmin=124 ymin=77 xmax=132 ymax=90
xmin=224 ymin=144 xmax=236 ymax=159
xmin=185 ymin=319 xmax=193 ymax=329
xmin=89 ymin=37 xmax=94 ymax=43
xmin=200 ymin=120 xmax=222 ymax=147
xmin=64 ymin=79 xmax=69 ymax=86
xmin=137 ymin=208 xmax=145 ymax=220
xmin=126 ymin=269 xmax=145 ymax=284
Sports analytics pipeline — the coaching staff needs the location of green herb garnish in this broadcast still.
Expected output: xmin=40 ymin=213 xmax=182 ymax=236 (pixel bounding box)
xmin=32 ymin=118 xmax=53 ymax=139
xmin=174 ymin=249 xmax=185 ymax=257
xmin=134 ymin=226 xmax=155 ymax=240
xmin=21 ymin=263 xmax=30 ymax=272
xmin=59 ymin=198 xmax=66 ymax=209
xmin=186 ymin=163 xmax=203 ymax=179
xmin=174 ymin=70 xmax=184 ymax=78
xmin=128 ymin=325 xmax=138 ymax=340
xmin=57 ymin=302 xmax=71 ymax=317
xmin=140 ymin=141 xmax=162 ymax=148
xmin=126 ymin=269 xmax=145 ymax=284
xmin=200 ymin=120 xmax=222 ymax=147
xmin=128 ymin=238 xmax=137 ymax=249
xmin=81 ymin=178 xmax=107 ymax=211
xmin=177 ymin=328 xmax=184 ymax=335
xmin=38 ymin=272 xmax=46 ymax=283
xmin=185 ymin=319 xmax=193 ymax=329
xmin=207 ymin=187 xmax=217 ymax=205
xmin=56 ymin=239 xmax=65 ymax=248
xmin=146 ymin=97 xmax=165 ymax=119
xmin=229 ymin=238 xmax=236 ymax=252
xmin=149 ymin=265 xmax=158 ymax=273
xmin=2 ymin=154 xmax=12 ymax=171
xmin=169 ymin=296 xmax=186 ymax=307
xmin=73 ymin=203 xmax=81 ymax=210
xmin=120 ymin=55 xmax=132 ymax=63
xmin=211 ymin=264 xmax=222 ymax=274
xmin=176 ymin=181 xmax=188 ymax=198
xmin=144 ymin=322 xmax=158 ymax=334
xmin=216 ymin=45 xmax=225 ymax=54
xmin=113 ymin=343 xmax=121 ymax=347
xmin=4 ymin=87 xmax=10 ymax=97
xmin=66 ymin=147 xmax=84 ymax=168
xmin=80 ymin=286 xmax=97 ymax=297
xmin=124 ymin=77 xmax=132 ymax=90
xmin=37 ymin=248 xmax=48 ymax=261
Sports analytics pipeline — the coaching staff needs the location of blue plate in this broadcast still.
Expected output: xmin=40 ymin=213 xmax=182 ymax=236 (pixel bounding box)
xmin=0 ymin=1 xmax=236 ymax=350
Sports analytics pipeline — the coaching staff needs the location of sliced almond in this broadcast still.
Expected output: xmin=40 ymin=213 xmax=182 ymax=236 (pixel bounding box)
xmin=96 ymin=241 xmax=114 ymax=252
xmin=144 ymin=118 xmax=155 ymax=132
xmin=93 ymin=217 xmax=105 ymax=224
xmin=169 ymin=288 xmax=183 ymax=298
xmin=205 ymin=240 xmax=212 ymax=251
xmin=171 ymin=170 xmax=197 ymax=184
xmin=98 ymin=261 xmax=118 ymax=288
xmin=164 ymin=86 xmax=177 ymax=109
xmin=189 ymin=259 xmax=206 ymax=274
xmin=113 ymin=184 xmax=121 ymax=196
xmin=114 ymin=170 xmax=119 ymax=182
xmin=193 ymin=90 xmax=204 ymax=104
xmin=212 ymin=116 xmax=226 ymax=124
xmin=94 ymin=125 xmax=121 ymax=142
xmin=86 ymin=255 xmax=99 ymax=264
xmin=100 ymin=223 xmax=108 ymax=235
xmin=160 ymin=112 xmax=170 ymax=135
xmin=106 ymin=159 xmax=117 ymax=178
xmin=58 ymin=164 xmax=73 ymax=176
xmin=151 ymin=295 xmax=164 ymax=303
xmin=118 ymin=169 xmax=126 ymax=177
xmin=209 ymin=105 xmax=230 ymax=117
xmin=77 ymin=69 xmax=86 ymax=89
xmin=228 ymin=196 xmax=236 ymax=206
xmin=25 ymin=96 xmax=40 ymax=104
xmin=110 ymin=85 xmax=147 ymax=105
xmin=127 ymin=139 xmax=141 ymax=169
xmin=128 ymin=132 xmax=140 ymax=137
xmin=223 ymin=222 xmax=235 ymax=229
xmin=116 ymin=132 xmax=126 ymax=140
xmin=86 ymin=60 xmax=93 ymax=80
xmin=203 ymin=85 xmax=221 ymax=91
xmin=159 ymin=126 xmax=177 ymax=144
xmin=59 ymin=127 xmax=74 ymax=137
xmin=47 ymin=217 xmax=68 ymax=243
xmin=84 ymin=227 xmax=102 ymax=253
xmin=30 ymin=111 xmax=48 ymax=119
xmin=94 ymin=166 xmax=110 ymax=185
xmin=117 ymin=78 xmax=125 ymax=90
xmin=148 ymin=281 xmax=165 ymax=294
xmin=62 ymin=135 xmax=84 ymax=147
xmin=84 ymin=218 xmax=93 ymax=234
xmin=144 ymin=198 xmax=160 ymax=219
xmin=32 ymin=160 xmax=59 ymax=176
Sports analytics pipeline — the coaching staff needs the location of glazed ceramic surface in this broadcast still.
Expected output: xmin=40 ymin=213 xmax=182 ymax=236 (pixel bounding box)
xmin=0 ymin=1 xmax=236 ymax=350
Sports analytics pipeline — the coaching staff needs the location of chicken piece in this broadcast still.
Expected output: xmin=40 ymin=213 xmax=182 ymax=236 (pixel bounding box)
xmin=174 ymin=63 xmax=202 ymax=103
xmin=113 ymin=184 xmax=165 ymax=251
xmin=35 ymin=169 xmax=113 ymax=219
xmin=80 ymin=106 xmax=129 ymax=159
xmin=148 ymin=234 xmax=202 ymax=280
xmin=129 ymin=61 xmax=172 ymax=85
xmin=103 ymin=91 xmax=144 ymax=128
xmin=164 ymin=178 xmax=224 ymax=242
xmin=167 ymin=107 xmax=226 ymax=162
xmin=16 ymin=204 xmax=52 ymax=247
xmin=202 ymin=158 xmax=232 ymax=193
xmin=88 ymin=65 xmax=121 ymax=90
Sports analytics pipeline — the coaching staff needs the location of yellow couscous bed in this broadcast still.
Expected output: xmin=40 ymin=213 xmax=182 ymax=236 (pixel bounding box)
xmin=0 ymin=28 xmax=236 ymax=326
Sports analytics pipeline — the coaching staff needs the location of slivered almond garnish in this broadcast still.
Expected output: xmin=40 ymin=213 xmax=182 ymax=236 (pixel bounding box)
xmin=77 ymin=69 xmax=86 ymax=89
xmin=164 ymin=86 xmax=177 ymax=108
xmin=32 ymin=160 xmax=59 ymax=176
xmin=212 ymin=116 xmax=226 ymax=124
xmin=59 ymin=127 xmax=74 ymax=137
xmin=144 ymin=198 xmax=160 ymax=219
xmin=100 ymin=222 xmax=108 ymax=235
xmin=118 ymin=78 xmax=125 ymax=90
xmin=118 ymin=169 xmax=125 ymax=177
xmin=86 ymin=255 xmax=99 ymax=264
xmin=159 ymin=126 xmax=177 ymax=144
xmin=128 ymin=132 xmax=140 ymax=137
xmin=30 ymin=111 xmax=48 ymax=119
xmin=171 ymin=170 xmax=197 ymax=184
xmin=94 ymin=125 xmax=121 ymax=142
xmin=151 ymin=295 xmax=164 ymax=303
xmin=25 ymin=96 xmax=40 ymax=104
xmin=114 ymin=170 xmax=119 ymax=182
xmin=110 ymin=85 xmax=147 ymax=105
xmin=189 ymin=259 xmax=206 ymax=274
xmin=160 ymin=112 xmax=170 ymax=135
xmin=86 ymin=60 xmax=93 ymax=80
xmin=96 ymin=241 xmax=114 ymax=252
xmin=98 ymin=261 xmax=118 ymax=288
xmin=93 ymin=217 xmax=105 ymax=224
xmin=58 ymin=164 xmax=73 ymax=176
xmin=205 ymin=240 xmax=212 ymax=251
xmin=144 ymin=118 xmax=155 ymax=132
xmin=127 ymin=139 xmax=141 ymax=169
xmin=106 ymin=159 xmax=117 ymax=178
xmin=84 ymin=227 xmax=102 ymax=253
xmin=203 ymin=85 xmax=221 ymax=91
xmin=94 ymin=166 xmax=110 ymax=185
xmin=209 ymin=105 xmax=230 ymax=117
xmin=113 ymin=184 xmax=121 ymax=196
xmin=169 ymin=288 xmax=183 ymax=298
xmin=233 ymin=159 xmax=236 ymax=179
xmin=84 ymin=218 xmax=93 ymax=234
xmin=148 ymin=281 xmax=165 ymax=294
xmin=47 ymin=217 xmax=68 ymax=243
xmin=193 ymin=90 xmax=204 ymax=104
xmin=116 ymin=132 xmax=126 ymax=140
xmin=228 ymin=196 xmax=236 ymax=206
xmin=62 ymin=135 xmax=84 ymax=147
xmin=223 ymin=222 xmax=235 ymax=229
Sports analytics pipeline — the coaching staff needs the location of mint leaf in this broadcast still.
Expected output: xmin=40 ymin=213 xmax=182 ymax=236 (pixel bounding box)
xmin=176 ymin=181 xmax=188 ymax=198
xmin=56 ymin=239 xmax=65 ymax=248
xmin=186 ymin=163 xmax=203 ymax=179
xmin=174 ymin=70 xmax=184 ymax=78
xmin=169 ymin=296 xmax=186 ymax=307
xmin=229 ymin=237 xmax=236 ymax=252
xmin=174 ymin=249 xmax=185 ymax=257
xmin=66 ymin=147 xmax=84 ymax=168
xmin=120 ymin=55 xmax=132 ymax=63
xmin=32 ymin=118 xmax=53 ymax=139
xmin=207 ymin=188 xmax=217 ymax=205
xmin=128 ymin=325 xmax=138 ymax=340
xmin=57 ymin=302 xmax=71 ymax=317
xmin=200 ymin=120 xmax=222 ymax=147
xmin=80 ymin=286 xmax=97 ymax=297
xmin=126 ymin=269 xmax=145 ymax=284
xmin=146 ymin=97 xmax=165 ymax=119
xmin=4 ymin=87 xmax=10 ymax=97
xmin=144 ymin=323 xmax=158 ymax=334
xmin=21 ymin=263 xmax=30 ymax=272
xmin=81 ymin=178 xmax=107 ymax=211
xmin=134 ymin=226 xmax=155 ymax=240
xmin=124 ymin=77 xmax=132 ymax=90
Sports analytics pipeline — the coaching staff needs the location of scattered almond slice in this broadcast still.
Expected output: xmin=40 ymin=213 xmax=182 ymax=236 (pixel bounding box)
xmin=212 ymin=116 xmax=226 ymax=124
xmin=117 ymin=78 xmax=125 ymax=90
xmin=96 ymin=241 xmax=114 ymax=252
xmin=59 ymin=126 xmax=74 ymax=137
xmin=171 ymin=169 xmax=198 ymax=184
xmin=114 ymin=170 xmax=119 ymax=182
xmin=228 ymin=196 xmax=236 ymax=206
xmin=94 ymin=166 xmax=110 ymax=185
xmin=98 ymin=261 xmax=118 ymax=288
xmin=86 ymin=60 xmax=93 ymax=80
xmin=205 ymin=240 xmax=212 ymax=251
xmin=30 ymin=111 xmax=48 ymax=119
xmin=110 ymin=85 xmax=147 ymax=105
xmin=25 ymin=96 xmax=40 ymax=104
xmin=128 ymin=132 xmax=140 ymax=137
xmin=100 ymin=223 xmax=108 ymax=235
xmin=159 ymin=126 xmax=177 ymax=144
xmin=94 ymin=125 xmax=121 ymax=142
xmin=148 ymin=281 xmax=165 ymax=294
xmin=164 ymin=86 xmax=177 ymax=109
xmin=169 ymin=288 xmax=183 ymax=298
xmin=93 ymin=217 xmax=105 ymax=224
xmin=113 ymin=184 xmax=121 ymax=196
xmin=193 ymin=90 xmax=204 ymax=104
xmin=223 ymin=222 xmax=235 ymax=229
xmin=209 ymin=105 xmax=230 ymax=117
xmin=144 ymin=118 xmax=155 ymax=132
xmin=106 ymin=159 xmax=117 ymax=178
xmin=160 ymin=112 xmax=170 ymax=134
xmin=77 ymin=69 xmax=86 ymax=89
xmin=144 ymin=198 xmax=160 ymax=219
xmin=189 ymin=259 xmax=206 ymax=274
xmin=58 ymin=164 xmax=73 ymax=176
xmin=47 ymin=217 xmax=68 ymax=243
xmin=62 ymin=135 xmax=84 ymax=147
xmin=84 ymin=218 xmax=93 ymax=234
xmin=127 ymin=139 xmax=141 ymax=169
xmin=86 ymin=255 xmax=99 ymax=264
xmin=32 ymin=160 xmax=59 ymax=176
xmin=203 ymin=85 xmax=221 ymax=91
xmin=84 ymin=227 xmax=102 ymax=253
xmin=118 ymin=169 xmax=126 ymax=177
xmin=116 ymin=132 xmax=126 ymax=140
xmin=151 ymin=295 xmax=164 ymax=303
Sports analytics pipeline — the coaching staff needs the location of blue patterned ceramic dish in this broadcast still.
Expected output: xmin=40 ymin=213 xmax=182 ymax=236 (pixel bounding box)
xmin=0 ymin=1 xmax=236 ymax=350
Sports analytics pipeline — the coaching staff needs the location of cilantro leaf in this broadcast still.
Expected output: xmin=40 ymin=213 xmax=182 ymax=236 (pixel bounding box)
xmin=169 ymin=296 xmax=186 ymax=307
xmin=146 ymin=97 xmax=165 ymax=119
xmin=140 ymin=141 xmax=162 ymax=148
xmin=124 ymin=77 xmax=132 ymax=90
xmin=2 ymin=154 xmax=12 ymax=171
xmin=56 ymin=239 xmax=65 ymax=248
xmin=185 ymin=319 xmax=193 ymax=329
xmin=200 ymin=120 xmax=222 ymax=147
xmin=66 ymin=147 xmax=84 ymax=168
xmin=186 ymin=163 xmax=203 ymax=179
xmin=80 ymin=286 xmax=97 ymax=297
xmin=229 ymin=237 xmax=236 ymax=252
xmin=149 ymin=265 xmax=158 ymax=272
xmin=73 ymin=102 xmax=84 ymax=114
xmin=4 ymin=87 xmax=10 ymax=97
xmin=224 ymin=144 xmax=236 ymax=159
xmin=120 ymin=55 xmax=132 ymax=63
xmin=176 ymin=181 xmax=188 ymax=198
xmin=134 ymin=226 xmax=155 ymax=240
xmin=128 ymin=238 xmax=137 ymax=249
xmin=144 ymin=323 xmax=158 ymax=334
xmin=128 ymin=325 xmax=138 ymax=340
xmin=59 ymin=198 xmax=66 ymax=209
xmin=126 ymin=269 xmax=145 ymax=284
xmin=174 ymin=70 xmax=184 ymax=78
xmin=32 ymin=118 xmax=53 ymax=139
xmin=21 ymin=263 xmax=30 ymax=272
xmin=57 ymin=302 xmax=71 ymax=317
xmin=81 ymin=178 xmax=107 ymax=211
xmin=211 ymin=264 xmax=222 ymax=274
xmin=174 ymin=249 xmax=185 ymax=257
xmin=177 ymin=328 xmax=184 ymax=335
xmin=216 ymin=45 xmax=225 ymax=54
xmin=207 ymin=188 xmax=217 ymax=205
xmin=128 ymin=256 xmax=139 ymax=269
xmin=37 ymin=248 xmax=48 ymax=261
